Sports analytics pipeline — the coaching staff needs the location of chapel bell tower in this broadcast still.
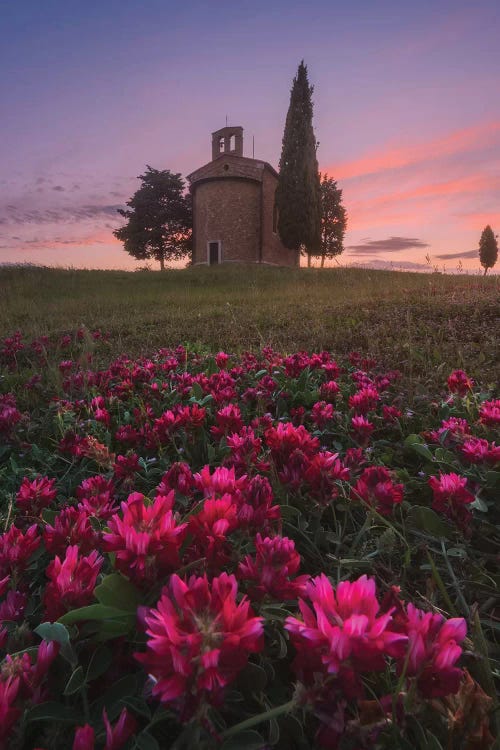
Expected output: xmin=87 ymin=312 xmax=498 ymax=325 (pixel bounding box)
xmin=211 ymin=126 xmax=244 ymax=160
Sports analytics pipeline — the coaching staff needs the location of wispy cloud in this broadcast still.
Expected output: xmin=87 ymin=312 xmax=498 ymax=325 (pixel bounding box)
xmin=1 ymin=204 xmax=122 ymax=226
xmin=348 ymin=236 xmax=429 ymax=255
xmin=434 ymin=249 xmax=478 ymax=260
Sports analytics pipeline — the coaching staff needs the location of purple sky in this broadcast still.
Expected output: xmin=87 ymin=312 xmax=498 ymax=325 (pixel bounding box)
xmin=1 ymin=0 xmax=499 ymax=272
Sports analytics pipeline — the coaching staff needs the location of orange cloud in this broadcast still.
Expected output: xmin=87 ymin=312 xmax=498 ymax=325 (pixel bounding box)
xmin=324 ymin=119 xmax=500 ymax=180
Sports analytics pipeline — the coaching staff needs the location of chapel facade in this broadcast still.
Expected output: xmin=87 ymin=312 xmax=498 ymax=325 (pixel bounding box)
xmin=187 ymin=126 xmax=298 ymax=267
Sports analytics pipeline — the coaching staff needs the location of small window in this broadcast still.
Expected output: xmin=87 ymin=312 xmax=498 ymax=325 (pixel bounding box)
xmin=223 ymin=163 xmax=229 ymax=171
xmin=229 ymin=134 xmax=236 ymax=151
xmin=219 ymin=137 xmax=225 ymax=153
xmin=272 ymin=202 xmax=278 ymax=233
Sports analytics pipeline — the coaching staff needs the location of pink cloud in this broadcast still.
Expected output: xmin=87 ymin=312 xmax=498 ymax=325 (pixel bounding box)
xmin=324 ymin=119 xmax=500 ymax=180
xmin=457 ymin=211 xmax=500 ymax=231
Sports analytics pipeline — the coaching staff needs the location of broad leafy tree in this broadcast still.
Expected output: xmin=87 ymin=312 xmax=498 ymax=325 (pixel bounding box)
xmin=114 ymin=167 xmax=192 ymax=270
xmin=276 ymin=61 xmax=321 ymax=265
xmin=319 ymin=173 xmax=347 ymax=267
xmin=479 ymin=224 xmax=498 ymax=275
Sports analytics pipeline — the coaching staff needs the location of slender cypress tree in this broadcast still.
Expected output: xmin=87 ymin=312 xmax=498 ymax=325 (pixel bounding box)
xmin=276 ymin=61 xmax=321 ymax=264
xmin=479 ymin=224 xmax=498 ymax=275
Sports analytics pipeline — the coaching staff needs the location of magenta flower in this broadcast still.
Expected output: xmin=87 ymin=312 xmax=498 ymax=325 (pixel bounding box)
xmin=265 ymin=422 xmax=320 ymax=466
xmin=350 ymin=415 xmax=374 ymax=445
xmin=310 ymin=401 xmax=335 ymax=428
xmin=319 ymin=380 xmax=340 ymax=403
xmin=0 ymin=524 xmax=41 ymax=579
xmin=44 ymin=545 xmax=103 ymax=621
xmin=1 ymin=640 xmax=59 ymax=706
xmin=135 ymin=573 xmax=263 ymax=717
xmin=16 ymin=476 xmax=57 ymax=516
xmin=157 ymin=462 xmax=195 ymax=497
xmin=479 ymin=398 xmax=500 ymax=427
xmin=348 ymin=387 xmax=380 ymax=415
xmin=0 ymin=394 xmax=22 ymax=435
xmin=305 ymin=452 xmax=350 ymax=504
xmin=0 ymin=676 xmax=21 ymax=746
xmin=72 ymin=725 xmax=95 ymax=750
xmin=428 ymin=472 xmax=474 ymax=530
xmin=447 ymin=369 xmax=474 ymax=396
xmin=211 ymin=404 xmax=244 ymax=439
xmin=188 ymin=495 xmax=238 ymax=567
xmin=352 ymin=466 xmax=404 ymax=516
xmin=194 ymin=465 xmax=247 ymax=501
xmin=44 ymin=507 xmax=100 ymax=556
xmin=103 ymin=707 xmax=137 ymax=750
xmin=103 ymin=492 xmax=186 ymax=585
xmin=402 ymin=603 xmax=466 ymax=698
xmin=461 ymin=437 xmax=500 ymax=465
xmin=285 ymin=574 xmax=407 ymax=683
xmin=238 ymin=533 xmax=309 ymax=600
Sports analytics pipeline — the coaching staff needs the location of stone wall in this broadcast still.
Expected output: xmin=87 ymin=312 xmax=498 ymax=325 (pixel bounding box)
xmin=193 ymin=178 xmax=261 ymax=265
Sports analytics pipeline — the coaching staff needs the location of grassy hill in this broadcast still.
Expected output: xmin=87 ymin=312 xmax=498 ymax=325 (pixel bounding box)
xmin=1 ymin=264 xmax=498 ymax=390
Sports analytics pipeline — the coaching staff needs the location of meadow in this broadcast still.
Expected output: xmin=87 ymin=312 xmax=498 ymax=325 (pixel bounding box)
xmin=0 ymin=264 xmax=499 ymax=749
xmin=1 ymin=264 xmax=498 ymax=391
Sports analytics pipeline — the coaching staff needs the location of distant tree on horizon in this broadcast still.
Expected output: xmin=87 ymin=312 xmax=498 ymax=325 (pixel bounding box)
xmin=276 ymin=61 xmax=321 ymax=266
xmin=319 ymin=173 xmax=347 ymax=267
xmin=114 ymin=167 xmax=192 ymax=271
xmin=479 ymin=224 xmax=498 ymax=275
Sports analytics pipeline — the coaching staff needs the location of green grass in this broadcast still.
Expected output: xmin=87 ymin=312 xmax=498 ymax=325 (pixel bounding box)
xmin=1 ymin=264 xmax=498 ymax=391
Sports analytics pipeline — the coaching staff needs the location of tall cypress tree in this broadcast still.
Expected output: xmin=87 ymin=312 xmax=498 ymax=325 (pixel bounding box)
xmin=479 ymin=224 xmax=498 ymax=275
xmin=276 ymin=61 xmax=321 ymax=264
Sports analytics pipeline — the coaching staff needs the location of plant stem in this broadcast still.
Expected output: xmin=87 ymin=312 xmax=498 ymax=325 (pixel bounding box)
xmin=425 ymin=547 xmax=458 ymax=616
xmin=221 ymin=699 xmax=296 ymax=739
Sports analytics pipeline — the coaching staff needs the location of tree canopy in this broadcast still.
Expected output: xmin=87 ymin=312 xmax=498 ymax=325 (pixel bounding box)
xmin=114 ymin=167 xmax=192 ymax=270
xmin=275 ymin=61 xmax=321 ymax=263
xmin=479 ymin=224 xmax=498 ymax=275
xmin=319 ymin=173 xmax=347 ymax=267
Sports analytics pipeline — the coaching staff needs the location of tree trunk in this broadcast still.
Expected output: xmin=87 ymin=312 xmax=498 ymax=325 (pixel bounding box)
xmin=307 ymin=252 xmax=311 ymax=268
xmin=484 ymin=267 xmax=488 ymax=276
xmin=159 ymin=256 xmax=165 ymax=271
xmin=321 ymin=254 xmax=325 ymax=268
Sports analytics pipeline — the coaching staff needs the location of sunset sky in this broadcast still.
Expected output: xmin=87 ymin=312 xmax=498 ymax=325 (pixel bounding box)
xmin=1 ymin=0 xmax=499 ymax=272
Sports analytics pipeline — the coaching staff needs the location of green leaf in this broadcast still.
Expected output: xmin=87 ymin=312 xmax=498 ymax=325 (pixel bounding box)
xmin=86 ymin=645 xmax=113 ymax=681
xmin=434 ymin=447 xmax=456 ymax=464
xmin=120 ymin=696 xmax=151 ymax=721
xmin=58 ymin=604 xmax=134 ymax=626
xmin=296 ymin=366 xmax=311 ymax=391
xmin=34 ymin=621 xmax=76 ymax=666
xmin=221 ymin=730 xmax=266 ymax=750
xmin=485 ymin=471 xmax=500 ymax=488
xmin=135 ymin=731 xmax=161 ymax=750
xmin=406 ymin=506 xmax=453 ymax=538
xmin=205 ymin=357 xmax=217 ymax=376
xmin=94 ymin=573 xmax=140 ymax=612
xmin=27 ymin=701 xmax=81 ymax=724
xmin=240 ymin=663 xmax=267 ymax=692
xmin=190 ymin=382 xmax=205 ymax=401
xmin=90 ymin=674 xmax=142 ymax=720
xmin=411 ymin=443 xmax=434 ymax=461
xmin=64 ymin=666 xmax=86 ymax=696
xmin=470 ymin=496 xmax=488 ymax=512
xmin=404 ymin=433 xmax=424 ymax=446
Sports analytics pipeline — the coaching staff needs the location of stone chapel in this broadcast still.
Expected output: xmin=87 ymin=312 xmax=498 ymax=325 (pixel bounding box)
xmin=187 ymin=126 xmax=299 ymax=267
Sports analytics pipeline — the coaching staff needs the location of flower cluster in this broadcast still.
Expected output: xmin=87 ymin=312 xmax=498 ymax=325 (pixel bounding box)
xmin=0 ymin=336 xmax=496 ymax=748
